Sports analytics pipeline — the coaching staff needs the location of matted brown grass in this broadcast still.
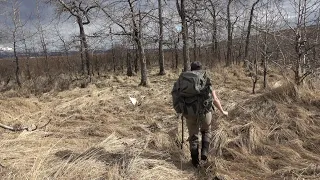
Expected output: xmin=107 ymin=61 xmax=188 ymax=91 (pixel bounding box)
xmin=0 ymin=66 xmax=319 ymax=180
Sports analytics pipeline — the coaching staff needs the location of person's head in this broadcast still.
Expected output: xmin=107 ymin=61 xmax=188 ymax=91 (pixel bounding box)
xmin=190 ymin=61 xmax=202 ymax=71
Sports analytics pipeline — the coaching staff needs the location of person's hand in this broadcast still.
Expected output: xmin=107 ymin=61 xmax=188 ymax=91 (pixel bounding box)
xmin=222 ymin=111 xmax=228 ymax=116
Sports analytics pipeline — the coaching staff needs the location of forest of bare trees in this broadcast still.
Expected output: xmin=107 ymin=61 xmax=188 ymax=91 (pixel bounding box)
xmin=0 ymin=0 xmax=319 ymax=91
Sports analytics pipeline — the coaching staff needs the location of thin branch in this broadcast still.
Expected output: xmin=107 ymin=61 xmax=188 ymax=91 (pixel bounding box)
xmin=95 ymin=1 xmax=129 ymax=35
xmin=38 ymin=119 xmax=52 ymax=129
xmin=0 ymin=123 xmax=37 ymax=132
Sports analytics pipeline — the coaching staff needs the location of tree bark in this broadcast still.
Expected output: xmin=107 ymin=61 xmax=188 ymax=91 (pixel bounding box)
xmin=128 ymin=0 xmax=148 ymax=86
xmin=263 ymin=2 xmax=269 ymax=89
xmin=127 ymin=49 xmax=133 ymax=76
xmin=158 ymin=0 xmax=165 ymax=75
xmin=177 ymin=0 xmax=190 ymax=71
xmin=11 ymin=1 xmax=21 ymax=87
xmin=175 ymin=40 xmax=179 ymax=69
xmin=244 ymin=0 xmax=261 ymax=68
xmin=134 ymin=46 xmax=139 ymax=73
xmin=77 ymin=17 xmax=90 ymax=77
xmin=137 ymin=39 xmax=148 ymax=85
xmin=22 ymin=39 xmax=31 ymax=80
xmin=226 ymin=0 xmax=233 ymax=66
xmin=207 ymin=0 xmax=218 ymax=62
xmin=13 ymin=39 xmax=21 ymax=87
xmin=193 ymin=18 xmax=197 ymax=62
xmin=212 ymin=8 xmax=218 ymax=60
xmin=36 ymin=0 xmax=50 ymax=78
xmin=54 ymin=1 xmax=95 ymax=78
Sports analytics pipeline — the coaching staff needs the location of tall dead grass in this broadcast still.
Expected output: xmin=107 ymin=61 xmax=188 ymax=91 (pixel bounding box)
xmin=210 ymin=80 xmax=320 ymax=179
xmin=0 ymin=67 xmax=319 ymax=180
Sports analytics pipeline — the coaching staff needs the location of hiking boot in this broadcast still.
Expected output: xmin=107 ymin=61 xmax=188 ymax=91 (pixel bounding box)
xmin=201 ymin=131 xmax=211 ymax=161
xmin=190 ymin=147 xmax=199 ymax=168
xmin=201 ymin=141 xmax=210 ymax=161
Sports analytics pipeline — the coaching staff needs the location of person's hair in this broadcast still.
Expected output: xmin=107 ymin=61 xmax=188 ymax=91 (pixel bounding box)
xmin=191 ymin=61 xmax=202 ymax=71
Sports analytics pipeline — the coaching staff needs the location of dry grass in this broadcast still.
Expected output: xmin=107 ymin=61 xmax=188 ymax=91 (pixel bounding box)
xmin=0 ymin=66 xmax=319 ymax=180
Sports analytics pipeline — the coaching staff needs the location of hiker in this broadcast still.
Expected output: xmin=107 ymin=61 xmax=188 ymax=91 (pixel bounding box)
xmin=171 ymin=61 xmax=228 ymax=168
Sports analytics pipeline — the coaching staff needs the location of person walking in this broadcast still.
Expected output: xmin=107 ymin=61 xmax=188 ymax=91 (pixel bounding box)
xmin=172 ymin=61 xmax=228 ymax=167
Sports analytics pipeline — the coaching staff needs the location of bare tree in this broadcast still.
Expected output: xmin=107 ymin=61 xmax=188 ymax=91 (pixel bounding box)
xmin=126 ymin=40 xmax=134 ymax=76
xmin=177 ymin=0 xmax=190 ymax=71
xmin=244 ymin=0 xmax=261 ymax=69
xmin=109 ymin=28 xmax=116 ymax=73
xmin=190 ymin=0 xmax=206 ymax=63
xmin=158 ymin=0 xmax=165 ymax=75
xmin=292 ymin=0 xmax=309 ymax=85
xmin=54 ymin=25 xmax=76 ymax=77
xmin=128 ymin=0 xmax=148 ymax=85
xmin=251 ymin=19 xmax=260 ymax=94
xmin=50 ymin=0 xmax=97 ymax=77
xmin=96 ymin=0 xmax=149 ymax=86
xmin=226 ymin=0 xmax=233 ymax=66
xmin=21 ymin=30 xmax=31 ymax=80
xmin=10 ymin=0 xmax=22 ymax=87
xmin=276 ymin=0 xmax=320 ymax=85
xmin=206 ymin=0 xmax=220 ymax=62
xmin=36 ymin=0 xmax=50 ymax=77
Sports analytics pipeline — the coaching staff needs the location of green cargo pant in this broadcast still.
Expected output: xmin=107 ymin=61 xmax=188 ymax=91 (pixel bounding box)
xmin=184 ymin=111 xmax=212 ymax=150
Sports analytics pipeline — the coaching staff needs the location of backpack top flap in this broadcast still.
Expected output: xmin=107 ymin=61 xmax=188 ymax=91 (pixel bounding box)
xmin=178 ymin=70 xmax=207 ymax=97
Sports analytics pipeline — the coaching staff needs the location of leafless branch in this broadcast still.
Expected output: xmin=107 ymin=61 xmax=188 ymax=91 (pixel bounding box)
xmin=0 ymin=123 xmax=37 ymax=132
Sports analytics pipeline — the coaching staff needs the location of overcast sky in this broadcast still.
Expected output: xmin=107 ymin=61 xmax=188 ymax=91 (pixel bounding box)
xmin=0 ymin=0 xmax=108 ymax=51
xmin=0 ymin=0 xmax=319 ymax=52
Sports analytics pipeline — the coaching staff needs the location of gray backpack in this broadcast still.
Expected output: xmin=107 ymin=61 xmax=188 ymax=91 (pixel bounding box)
xmin=171 ymin=70 xmax=213 ymax=116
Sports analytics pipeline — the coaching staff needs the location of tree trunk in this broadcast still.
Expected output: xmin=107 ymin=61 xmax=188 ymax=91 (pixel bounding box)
xmin=80 ymin=43 xmax=85 ymax=74
xmin=94 ymin=55 xmax=99 ymax=76
xmin=193 ymin=19 xmax=197 ymax=62
xmin=112 ymin=44 xmax=116 ymax=73
xmin=137 ymin=38 xmax=148 ymax=86
xmin=244 ymin=0 xmax=261 ymax=69
xmin=252 ymin=23 xmax=259 ymax=94
xmin=175 ymin=41 xmax=179 ymax=69
xmin=263 ymin=54 xmax=268 ymax=88
xmin=211 ymin=6 xmax=218 ymax=60
xmin=158 ymin=0 xmax=165 ymax=75
xmin=263 ymin=32 xmax=268 ymax=88
xmin=134 ymin=47 xmax=139 ymax=73
xmin=207 ymin=0 xmax=218 ymax=62
xmin=128 ymin=0 xmax=148 ymax=86
xmin=294 ymin=0 xmax=306 ymax=85
xmin=226 ymin=0 xmax=233 ymax=66
xmin=77 ymin=17 xmax=90 ymax=77
xmin=35 ymin=0 xmax=50 ymax=77
xmin=13 ymin=39 xmax=21 ymax=87
xmin=171 ymin=49 xmax=175 ymax=69
xmin=263 ymin=3 xmax=268 ymax=89
xmin=127 ymin=49 xmax=133 ymax=76
xmin=252 ymin=48 xmax=258 ymax=94
xmin=177 ymin=0 xmax=190 ymax=71
xmin=192 ymin=0 xmax=198 ymax=63
xmin=41 ymin=35 xmax=50 ymax=78
xmin=22 ymin=39 xmax=31 ymax=80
